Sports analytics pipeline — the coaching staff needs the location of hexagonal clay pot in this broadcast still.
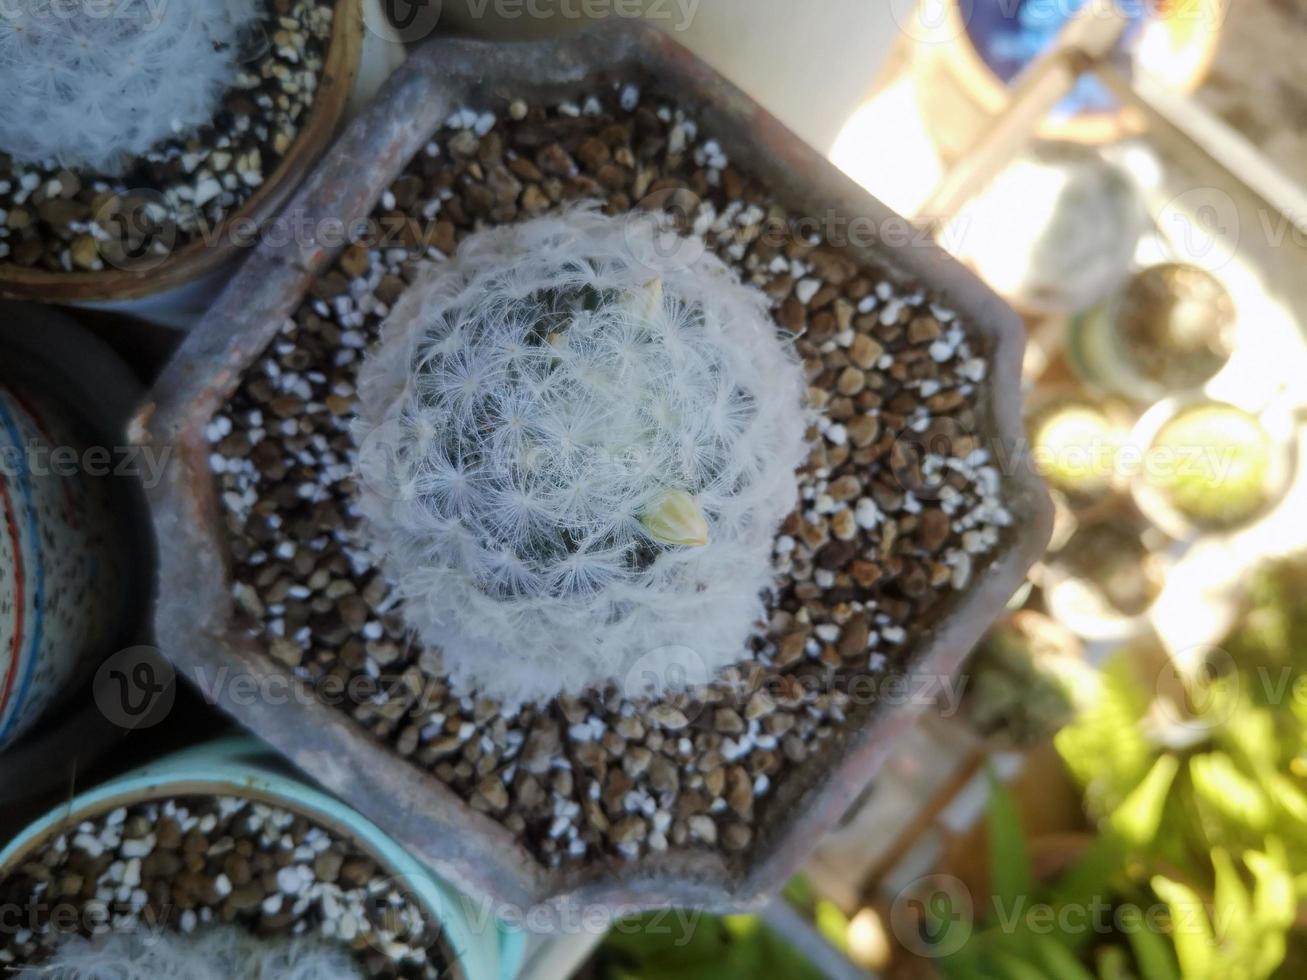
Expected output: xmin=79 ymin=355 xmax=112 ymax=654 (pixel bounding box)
xmin=132 ymin=24 xmax=1051 ymax=918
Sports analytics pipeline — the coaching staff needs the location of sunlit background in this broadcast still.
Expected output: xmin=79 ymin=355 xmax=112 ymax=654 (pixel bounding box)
xmin=581 ymin=1 xmax=1307 ymax=977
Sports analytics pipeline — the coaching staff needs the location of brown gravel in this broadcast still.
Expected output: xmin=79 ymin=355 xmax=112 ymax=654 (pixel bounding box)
xmin=0 ymin=795 xmax=450 ymax=976
xmin=209 ymin=84 xmax=1011 ymax=868
xmin=0 ymin=0 xmax=334 ymax=275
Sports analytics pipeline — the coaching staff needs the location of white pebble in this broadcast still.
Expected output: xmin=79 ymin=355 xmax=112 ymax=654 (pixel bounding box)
xmin=794 ymin=278 xmax=821 ymax=305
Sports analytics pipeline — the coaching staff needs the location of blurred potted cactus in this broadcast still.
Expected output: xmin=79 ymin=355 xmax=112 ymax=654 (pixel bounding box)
xmin=1025 ymin=387 xmax=1132 ymax=512
xmin=1131 ymin=398 xmax=1294 ymax=538
xmin=1070 ymin=264 xmax=1237 ymax=403
xmin=962 ymin=611 xmax=1084 ymax=751
xmin=1040 ymin=504 xmax=1170 ymax=642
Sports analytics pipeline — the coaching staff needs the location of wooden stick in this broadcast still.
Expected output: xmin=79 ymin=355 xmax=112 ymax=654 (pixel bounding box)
xmin=917 ymin=7 xmax=1132 ymax=231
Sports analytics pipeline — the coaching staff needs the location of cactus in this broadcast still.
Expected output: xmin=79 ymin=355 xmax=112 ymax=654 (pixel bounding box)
xmin=1149 ymin=403 xmax=1273 ymax=529
xmin=0 ymin=0 xmax=263 ymax=174
xmin=355 ymin=209 xmax=808 ymax=704
xmin=20 ymin=926 xmax=364 ymax=980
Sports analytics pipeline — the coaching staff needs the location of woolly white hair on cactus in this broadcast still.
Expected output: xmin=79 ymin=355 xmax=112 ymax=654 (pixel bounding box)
xmin=0 ymin=0 xmax=263 ymax=174
xmin=20 ymin=926 xmax=365 ymax=979
xmin=355 ymin=208 xmax=809 ymax=705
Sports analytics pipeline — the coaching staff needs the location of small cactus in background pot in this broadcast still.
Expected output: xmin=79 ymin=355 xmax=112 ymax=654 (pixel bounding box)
xmin=356 ymin=209 xmax=809 ymax=705
xmin=0 ymin=0 xmax=263 ymax=175
xmin=20 ymin=926 xmax=364 ymax=979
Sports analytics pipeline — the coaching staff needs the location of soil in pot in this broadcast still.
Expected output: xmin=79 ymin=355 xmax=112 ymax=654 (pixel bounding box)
xmin=0 ymin=0 xmax=337 ymax=281
xmin=0 ymin=793 xmax=452 ymax=977
xmin=208 ymin=85 xmax=1016 ymax=868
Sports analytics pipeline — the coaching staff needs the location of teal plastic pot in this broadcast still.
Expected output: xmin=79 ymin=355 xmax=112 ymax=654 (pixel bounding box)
xmin=0 ymin=738 xmax=526 ymax=980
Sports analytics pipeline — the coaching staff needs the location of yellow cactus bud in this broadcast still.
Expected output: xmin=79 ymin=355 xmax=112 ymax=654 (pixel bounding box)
xmin=640 ymin=488 xmax=709 ymax=548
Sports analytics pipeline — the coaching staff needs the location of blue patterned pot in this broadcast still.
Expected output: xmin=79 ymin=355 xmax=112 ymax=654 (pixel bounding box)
xmin=0 ymin=383 xmax=121 ymax=748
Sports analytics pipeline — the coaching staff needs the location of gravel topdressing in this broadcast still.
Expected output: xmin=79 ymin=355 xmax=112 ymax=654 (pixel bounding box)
xmin=0 ymin=795 xmax=451 ymax=977
xmin=0 ymin=0 xmax=334 ymax=275
xmin=209 ymin=82 xmax=1012 ymax=868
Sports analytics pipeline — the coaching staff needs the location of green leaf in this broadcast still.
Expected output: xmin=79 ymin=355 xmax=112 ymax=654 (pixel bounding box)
xmin=1151 ymin=875 xmax=1216 ymax=979
xmin=1110 ymin=754 xmax=1180 ymax=847
xmin=1120 ymin=904 xmax=1180 ymax=980
xmin=1095 ymin=944 xmax=1133 ymax=980
xmin=1055 ymin=654 xmax=1155 ymax=813
xmin=783 ymin=875 xmax=815 ymax=910
xmin=1263 ymin=771 xmax=1307 ymax=824
xmin=992 ymin=947 xmax=1058 ymax=980
xmin=1246 ymin=839 xmax=1295 ymax=932
xmin=1211 ymin=847 xmax=1252 ymax=938
xmin=1189 ymin=753 xmax=1270 ymax=831
xmin=986 ymin=769 xmax=1033 ymax=907
xmin=1032 ymin=933 xmax=1096 ymax=980
xmin=813 ymin=901 xmax=850 ymax=953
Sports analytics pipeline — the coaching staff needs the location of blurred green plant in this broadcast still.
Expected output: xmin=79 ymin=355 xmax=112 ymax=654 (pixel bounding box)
xmin=783 ymin=875 xmax=854 ymax=954
xmin=930 ymin=773 xmax=1295 ymax=979
xmin=926 ymin=555 xmax=1307 ymax=977
xmin=595 ymin=910 xmax=825 ymax=980
xmin=1051 ymin=555 xmax=1307 ymax=976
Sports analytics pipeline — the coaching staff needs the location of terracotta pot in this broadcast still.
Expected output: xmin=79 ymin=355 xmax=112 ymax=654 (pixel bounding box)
xmin=0 ymin=0 xmax=363 ymax=307
xmin=132 ymin=23 xmax=1051 ymax=917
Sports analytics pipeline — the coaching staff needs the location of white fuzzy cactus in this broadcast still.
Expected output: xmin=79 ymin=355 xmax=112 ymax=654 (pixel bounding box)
xmin=356 ymin=208 xmax=808 ymax=704
xmin=0 ymin=0 xmax=263 ymax=174
xmin=21 ymin=926 xmax=364 ymax=979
